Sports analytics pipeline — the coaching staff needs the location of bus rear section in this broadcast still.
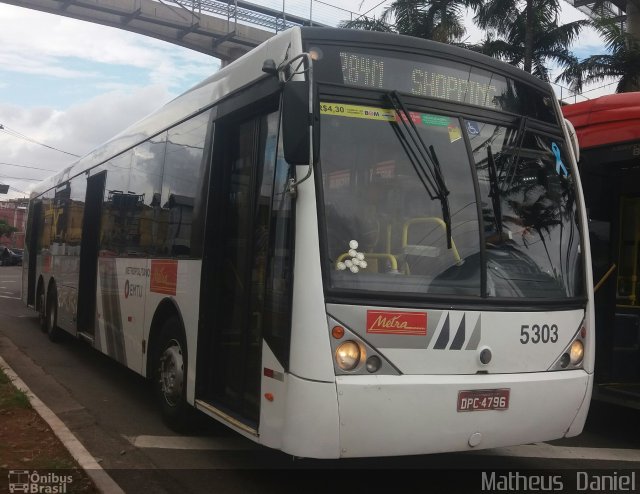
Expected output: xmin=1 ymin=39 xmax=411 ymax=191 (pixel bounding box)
xmin=564 ymin=92 xmax=640 ymax=408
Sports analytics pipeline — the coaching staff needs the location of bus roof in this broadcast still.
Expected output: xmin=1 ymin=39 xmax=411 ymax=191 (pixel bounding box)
xmin=32 ymin=26 xmax=556 ymax=199
xmin=562 ymin=92 xmax=640 ymax=149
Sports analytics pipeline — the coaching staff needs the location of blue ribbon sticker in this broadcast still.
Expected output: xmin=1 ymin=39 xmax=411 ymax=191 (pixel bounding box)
xmin=551 ymin=142 xmax=568 ymax=177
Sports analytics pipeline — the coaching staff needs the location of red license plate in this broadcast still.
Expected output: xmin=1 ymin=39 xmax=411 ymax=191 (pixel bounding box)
xmin=457 ymin=389 xmax=510 ymax=412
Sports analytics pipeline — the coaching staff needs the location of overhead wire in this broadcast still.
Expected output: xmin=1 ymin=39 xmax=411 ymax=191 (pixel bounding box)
xmin=0 ymin=124 xmax=80 ymax=158
xmin=0 ymin=161 xmax=57 ymax=172
xmin=0 ymin=175 xmax=42 ymax=182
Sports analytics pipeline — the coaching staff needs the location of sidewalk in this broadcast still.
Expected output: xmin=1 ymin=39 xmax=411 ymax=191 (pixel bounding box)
xmin=0 ymin=363 xmax=97 ymax=493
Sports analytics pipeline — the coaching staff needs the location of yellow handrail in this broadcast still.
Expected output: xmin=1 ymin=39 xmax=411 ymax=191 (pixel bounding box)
xmin=402 ymin=217 xmax=461 ymax=263
xmin=594 ymin=264 xmax=616 ymax=294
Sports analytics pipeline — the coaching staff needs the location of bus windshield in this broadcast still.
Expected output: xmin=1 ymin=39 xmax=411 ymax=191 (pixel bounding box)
xmin=319 ymin=103 xmax=584 ymax=300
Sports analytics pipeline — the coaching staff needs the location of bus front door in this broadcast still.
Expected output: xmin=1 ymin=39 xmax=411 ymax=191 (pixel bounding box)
xmin=199 ymin=109 xmax=280 ymax=429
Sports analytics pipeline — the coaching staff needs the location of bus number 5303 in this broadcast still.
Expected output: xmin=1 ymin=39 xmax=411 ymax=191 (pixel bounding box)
xmin=520 ymin=324 xmax=559 ymax=344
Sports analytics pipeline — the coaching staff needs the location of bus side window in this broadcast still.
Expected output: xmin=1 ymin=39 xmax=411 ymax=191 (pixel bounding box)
xmin=161 ymin=110 xmax=211 ymax=258
xmin=128 ymin=133 xmax=166 ymax=257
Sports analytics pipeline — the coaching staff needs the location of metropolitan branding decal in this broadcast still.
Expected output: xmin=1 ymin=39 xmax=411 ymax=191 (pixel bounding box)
xmin=150 ymin=260 xmax=178 ymax=296
xmin=366 ymin=310 xmax=427 ymax=336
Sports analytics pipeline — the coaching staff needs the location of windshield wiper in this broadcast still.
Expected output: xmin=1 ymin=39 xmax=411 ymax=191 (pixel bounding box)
xmin=386 ymin=90 xmax=452 ymax=248
xmin=500 ymin=116 xmax=528 ymax=193
xmin=486 ymin=145 xmax=503 ymax=237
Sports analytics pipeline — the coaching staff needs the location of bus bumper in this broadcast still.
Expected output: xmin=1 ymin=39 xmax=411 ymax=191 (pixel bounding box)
xmin=335 ymin=370 xmax=591 ymax=458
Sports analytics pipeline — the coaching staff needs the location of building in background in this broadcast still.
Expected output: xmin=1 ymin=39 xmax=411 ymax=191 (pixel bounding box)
xmin=0 ymin=199 xmax=28 ymax=249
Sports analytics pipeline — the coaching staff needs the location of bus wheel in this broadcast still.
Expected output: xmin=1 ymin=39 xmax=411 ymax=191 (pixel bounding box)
xmin=37 ymin=286 xmax=46 ymax=332
xmin=154 ymin=318 xmax=192 ymax=431
xmin=45 ymin=285 xmax=63 ymax=343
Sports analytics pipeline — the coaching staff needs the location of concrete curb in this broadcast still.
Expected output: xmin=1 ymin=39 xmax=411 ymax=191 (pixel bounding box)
xmin=0 ymin=356 xmax=125 ymax=494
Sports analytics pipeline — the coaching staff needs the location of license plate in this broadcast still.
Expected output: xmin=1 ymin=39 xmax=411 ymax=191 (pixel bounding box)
xmin=457 ymin=388 xmax=510 ymax=412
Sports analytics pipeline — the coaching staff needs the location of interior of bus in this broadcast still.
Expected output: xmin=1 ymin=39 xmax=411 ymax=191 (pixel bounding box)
xmin=319 ymin=102 xmax=583 ymax=300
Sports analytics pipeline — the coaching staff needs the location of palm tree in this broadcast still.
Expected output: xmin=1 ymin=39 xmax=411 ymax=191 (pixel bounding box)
xmin=341 ymin=0 xmax=474 ymax=44
xmin=474 ymin=0 xmax=587 ymax=80
xmin=557 ymin=17 xmax=640 ymax=93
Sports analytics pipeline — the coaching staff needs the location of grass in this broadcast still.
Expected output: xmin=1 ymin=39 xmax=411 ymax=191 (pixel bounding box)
xmin=0 ymin=367 xmax=31 ymax=410
xmin=0 ymin=366 xmax=98 ymax=492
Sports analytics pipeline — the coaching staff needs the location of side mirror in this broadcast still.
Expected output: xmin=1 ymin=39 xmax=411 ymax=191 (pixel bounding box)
xmin=282 ymin=81 xmax=318 ymax=166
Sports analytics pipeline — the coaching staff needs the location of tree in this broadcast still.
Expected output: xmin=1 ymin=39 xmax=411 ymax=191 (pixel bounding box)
xmin=341 ymin=0 xmax=474 ymax=44
xmin=557 ymin=16 xmax=640 ymax=93
xmin=474 ymin=0 xmax=587 ymax=80
xmin=0 ymin=220 xmax=17 ymax=238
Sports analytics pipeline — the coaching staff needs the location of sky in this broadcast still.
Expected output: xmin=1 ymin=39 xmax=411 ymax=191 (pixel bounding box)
xmin=0 ymin=0 xmax=610 ymax=200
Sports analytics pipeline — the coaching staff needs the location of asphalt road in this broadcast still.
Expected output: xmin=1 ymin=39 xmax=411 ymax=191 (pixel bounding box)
xmin=1 ymin=265 xmax=639 ymax=493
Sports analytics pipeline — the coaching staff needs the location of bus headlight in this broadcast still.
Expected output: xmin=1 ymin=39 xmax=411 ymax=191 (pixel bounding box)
xmin=335 ymin=341 xmax=361 ymax=371
xmin=569 ymin=340 xmax=584 ymax=365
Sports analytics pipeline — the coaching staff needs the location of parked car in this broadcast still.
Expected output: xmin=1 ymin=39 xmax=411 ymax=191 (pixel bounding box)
xmin=0 ymin=247 xmax=22 ymax=266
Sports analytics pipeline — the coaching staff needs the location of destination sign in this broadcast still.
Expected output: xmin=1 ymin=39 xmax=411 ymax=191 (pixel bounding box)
xmin=339 ymin=51 xmax=502 ymax=109
xmin=307 ymin=43 xmax=557 ymax=123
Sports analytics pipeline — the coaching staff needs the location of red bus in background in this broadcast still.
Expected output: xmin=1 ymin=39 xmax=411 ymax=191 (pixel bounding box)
xmin=563 ymin=93 xmax=640 ymax=407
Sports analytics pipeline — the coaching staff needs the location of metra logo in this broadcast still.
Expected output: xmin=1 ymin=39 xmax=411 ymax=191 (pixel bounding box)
xmin=366 ymin=311 xmax=427 ymax=335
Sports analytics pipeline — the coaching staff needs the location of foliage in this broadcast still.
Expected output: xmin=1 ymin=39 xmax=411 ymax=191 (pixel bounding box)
xmin=0 ymin=219 xmax=17 ymax=238
xmin=557 ymin=17 xmax=640 ymax=93
xmin=0 ymin=368 xmax=31 ymax=410
xmin=341 ymin=0 xmax=476 ymax=44
xmin=474 ymin=0 xmax=587 ymax=79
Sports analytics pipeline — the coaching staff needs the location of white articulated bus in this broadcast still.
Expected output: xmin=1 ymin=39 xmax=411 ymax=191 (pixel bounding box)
xmin=23 ymin=26 xmax=593 ymax=458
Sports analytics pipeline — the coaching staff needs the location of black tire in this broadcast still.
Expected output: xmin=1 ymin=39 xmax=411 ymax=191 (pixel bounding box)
xmin=45 ymin=284 xmax=63 ymax=343
xmin=153 ymin=317 xmax=193 ymax=432
xmin=37 ymin=284 xmax=47 ymax=333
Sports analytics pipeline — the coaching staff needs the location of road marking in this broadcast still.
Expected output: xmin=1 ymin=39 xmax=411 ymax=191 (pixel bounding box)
xmin=127 ymin=435 xmax=640 ymax=462
xmin=0 ymin=295 xmax=20 ymax=299
xmin=0 ymin=281 xmax=17 ymax=282
xmin=126 ymin=435 xmax=259 ymax=451
xmin=474 ymin=443 xmax=640 ymax=462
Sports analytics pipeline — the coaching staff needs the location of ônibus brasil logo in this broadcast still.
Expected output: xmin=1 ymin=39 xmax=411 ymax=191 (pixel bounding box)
xmin=8 ymin=470 xmax=73 ymax=493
